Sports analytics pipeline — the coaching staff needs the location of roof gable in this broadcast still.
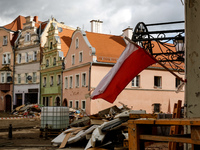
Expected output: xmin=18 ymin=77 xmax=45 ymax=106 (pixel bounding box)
xmin=3 ymin=15 xmax=26 ymax=31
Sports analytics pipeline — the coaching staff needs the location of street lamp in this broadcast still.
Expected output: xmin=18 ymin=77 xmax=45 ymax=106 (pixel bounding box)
xmin=132 ymin=21 xmax=185 ymax=73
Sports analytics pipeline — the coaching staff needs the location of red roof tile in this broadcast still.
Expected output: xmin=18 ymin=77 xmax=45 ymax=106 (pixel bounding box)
xmin=59 ymin=28 xmax=74 ymax=56
xmin=4 ymin=15 xmax=26 ymax=31
xmin=85 ymin=32 xmax=126 ymax=63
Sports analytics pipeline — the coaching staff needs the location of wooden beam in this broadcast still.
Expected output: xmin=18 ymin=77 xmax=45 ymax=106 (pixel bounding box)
xmin=129 ymin=114 xmax=158 ymax=119
xmin=140 ymin=135 xmax=200 ymax=145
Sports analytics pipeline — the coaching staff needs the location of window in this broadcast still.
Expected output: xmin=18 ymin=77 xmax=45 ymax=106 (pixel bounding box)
xmin=43 ymin=77 xmax=46 ymax=87
xmin=25 ymin=32 xmax=31 ymax=42
xmin=154 ymin=76 xmax=162 ymax=88
xmin=53 ymin=57 xmax=56 ymax=66
xmin=81 ymin=100 xmax=86 ymax=110
xmin=50 ymin=76 xmax=53 ymax=86
xmin=72 ymin=55 xmax=75 ymax=65
xmin=6 ymin=72 xmax=11 ymax=82
xmin=1 ymin=73 xmax=5 ymax=83
xmin=132 ymin=75 xmax=140 ymax=87
xmin=152 ymin=103 xmax=161 ymax=113
xmin=18 ymin=74 xmax=21 ymax=83
xmin=69 ymin=100 xmax=73 ymax=108
xmin=1 ymin=72 xmax=11 ymax=83
xmin=65 ymin=77 xmax=68 ymax=89
xmin=33 ymin=72 xmax=37 ymax=83
xmin=33 ymin=51 xmax=37 ymax=61
xmin=79 ymin=52 xmax=83 ymax=62
xmin=50 ymin=42 xmax=53 ymax=49
xmin=82 ymin=73 xmax=86 ymax=87
xmin=25 ymin=53 xmax=28 ymax=63
xmin=43 ymin=97 xmax=49 ymax=106
xmin=2 ymin=53 xmax=10 ymax=64
xmin=75 ymin=100 xmax=79 ymax=109
xmin=176 ymin=78 xmax=181 ymax=88
xmin=57 ymin=74 xmax=61 ymax=85
xmin=3 ymin=36 xmax=7 ymax=46
xmin=3 ymin=36 xmax=7 ymax=45
xmin=46 ymin=59 xmax=49 ymax=67
xmin=75 ymin=74 xmax=79 ymax=88
xmin=18 ymin=54 xmax=21 ymax=64
xmin=75 ymin=38 xmax=79 ymax=49
xmin=69 ymin=76 xmax=73 ymax=88
xmin=25 ymin=73 xmax=28 ymax=83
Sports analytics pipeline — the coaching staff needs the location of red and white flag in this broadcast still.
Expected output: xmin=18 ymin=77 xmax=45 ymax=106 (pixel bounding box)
xmin=91 ymin=42 xmax=158 ymax=103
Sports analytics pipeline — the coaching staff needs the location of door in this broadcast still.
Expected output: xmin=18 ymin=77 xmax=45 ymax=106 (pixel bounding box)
xmin=5 ymin=95 xmax=11 ymax=112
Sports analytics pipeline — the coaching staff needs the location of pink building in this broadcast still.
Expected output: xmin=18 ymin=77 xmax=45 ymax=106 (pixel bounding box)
xmin=0 ymin=16 xmax=26 ymax=112
xmin=62 ymin=21 xmax=184 ymax=115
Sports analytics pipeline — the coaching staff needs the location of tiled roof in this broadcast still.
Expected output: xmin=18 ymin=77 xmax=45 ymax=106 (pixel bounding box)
xmin=85 ymin=32 xmax=126 ymax=63
xmin=3 ymin=15 xmax=26 ymax=31
xmin=59 ymin=28 xmax=75 ymax=56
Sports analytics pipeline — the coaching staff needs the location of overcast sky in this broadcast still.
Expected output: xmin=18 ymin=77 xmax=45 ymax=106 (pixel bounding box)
xmin=0 ymin=0 xmax=184 ymax=35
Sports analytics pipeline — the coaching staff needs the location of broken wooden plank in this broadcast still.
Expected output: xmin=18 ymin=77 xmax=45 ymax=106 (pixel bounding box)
xmin=59 ymin=133 xmax=71 ymax=149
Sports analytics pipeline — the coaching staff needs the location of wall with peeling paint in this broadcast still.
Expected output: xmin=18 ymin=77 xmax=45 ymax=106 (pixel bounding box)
xmin=185 ymin=0 xmax=200 ymax=118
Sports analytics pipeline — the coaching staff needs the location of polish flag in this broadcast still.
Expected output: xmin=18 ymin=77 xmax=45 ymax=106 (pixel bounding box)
xmin=91 ymin=42 xmax=158 ymax=103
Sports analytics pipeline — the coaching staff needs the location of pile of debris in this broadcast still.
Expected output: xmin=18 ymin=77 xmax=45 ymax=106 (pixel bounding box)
xmin=52 ymin=103 xmax=146 ymax=150
xmin=12 ymin=104 xmax=41 ymax=117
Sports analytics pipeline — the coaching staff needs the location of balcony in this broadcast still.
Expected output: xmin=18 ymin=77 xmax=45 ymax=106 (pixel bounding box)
xmin=0 ymin=83 xmax=10 ymax=92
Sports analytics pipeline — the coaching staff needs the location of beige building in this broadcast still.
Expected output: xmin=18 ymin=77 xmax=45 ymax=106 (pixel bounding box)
xmin=62 ymin=21 xmax=184 ymax=115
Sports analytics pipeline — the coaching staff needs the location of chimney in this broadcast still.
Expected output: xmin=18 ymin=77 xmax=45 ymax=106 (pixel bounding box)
xmin=90 ymin=20 xmax=103 ymax=33
xmin=122 ymin=26 xmax=133 ymax=43
xmin=34 ymin=16 xmax=38 ymax=23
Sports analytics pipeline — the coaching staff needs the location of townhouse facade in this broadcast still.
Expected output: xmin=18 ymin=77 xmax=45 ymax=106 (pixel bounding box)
xmin=13 ymin=16 xmax=45 ymax=108
xmin=0 ymin=16 xmax=26 ymax=112
xmin=62 ymin=21 xmax=184 ymax=115
xmin=40 ymin=18 xmax=75 ymax=106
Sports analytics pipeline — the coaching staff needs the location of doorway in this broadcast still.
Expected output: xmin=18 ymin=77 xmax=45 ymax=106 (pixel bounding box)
xmin=5 ymin=95 xmax=11 ymax=112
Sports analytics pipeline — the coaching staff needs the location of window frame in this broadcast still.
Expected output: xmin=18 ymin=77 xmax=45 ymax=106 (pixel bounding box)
xmin=75 ymin=74 xmax=80 ymax=88
xmin=154 ymin=76 xmax=162 ymax=88
xmin=25 ymin=52 xmax=29 ymax=63
xmin=25 ymin=32 xmax=31 ymax=42
xmin=57 ymin=74 xmax=61 ymax=85
xmin=2 ymin=53 xmax=11 ymax=64
xmin=81 ymin=100 xmax=86 ymax=110
xmin=18 ymin=54 xmax=22 ymax=64
xmin=18 ymin=74 xmax=21 ymax=84
xmin=25 ymin=73 xmax=28 ymax=83
xmin=132 ymin=75 xmax=140 ymax=87
xmin=64 ymin=76 xmax=68 ymax=89
xmin=1 ymin=73 xmax=5 ymax=83
xmin=69 ymin=75 xmax=73 ymax=88
xmin=72 ymin=54 xmax=75 ymax=65
xmin=79 ymin=51 xmax=83 ymax=63
xmin=43 ymin=77 xmax=46 ymax=87
xmin=50 ymin=76 xmax=54 ymax=86
xmin=33 ymin=51 xmax=37 ymax=61
xmin=82 ymin=72 xmax=86 ymax=87
xmin=33 ymin=72 xmax=37 ymax=83
xmin=75 ymin=38 xmax=79 ymax=49
xmin=75 ymin=100 xmax=79 ymax=109
xmin=69 ymin=100 xmax=73 ymax=108
xmin=3 ymin=36 xmax=7 ymax=46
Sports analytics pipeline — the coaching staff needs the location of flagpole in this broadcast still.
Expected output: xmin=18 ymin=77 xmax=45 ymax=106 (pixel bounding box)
xmin=125 ymin=36 xmax=185 ymax=83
